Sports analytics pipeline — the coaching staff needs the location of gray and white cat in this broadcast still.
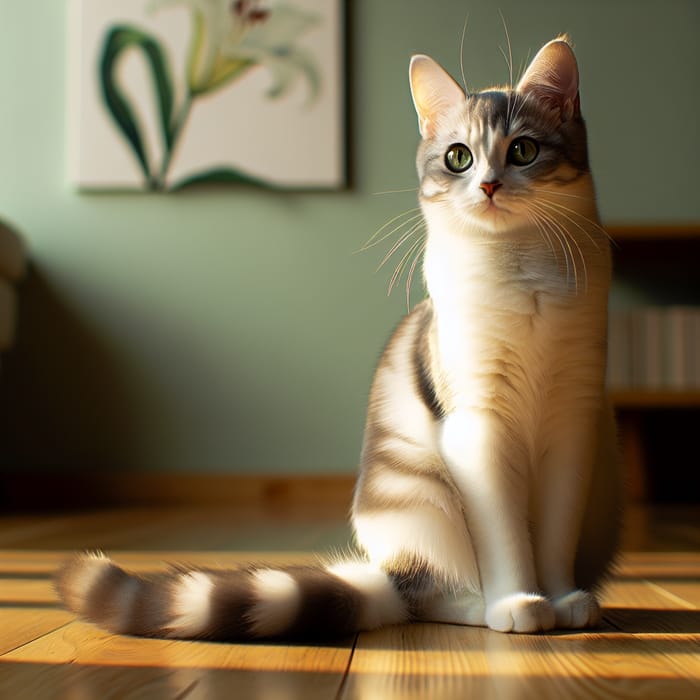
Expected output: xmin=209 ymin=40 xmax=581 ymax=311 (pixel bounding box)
xmin=56 ymin=36 xmax=621 ymax=638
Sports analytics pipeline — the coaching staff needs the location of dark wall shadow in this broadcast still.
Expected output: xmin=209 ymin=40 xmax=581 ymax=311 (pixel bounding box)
xmin=0 ymin=265 xmax=141 ymax=504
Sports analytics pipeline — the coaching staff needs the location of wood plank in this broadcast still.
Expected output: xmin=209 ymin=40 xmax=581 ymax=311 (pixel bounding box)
xmin=0 ymin=662 xmax=200 ymax=700
xmin=0 ymin=579 xmax=56 ymax=605
xmin=2 ymin=620 xmax=354 ymax=700
xmin=0 ymin=550 xmax=322 ymax=577
xmin=614 ymin=552 xmax=700 ymax=579
xmin=600 ymin=578 xmax=700 ymax=690
xmin=0 ymin=550 xmax=316 ymax=566
xmin=0 ymin=609 xmax=73 ymax=656
xmin=602 ymin=578 xmax=697 ymax=611
xmin=3 ymin=619 xmax=353 ymax=672
xmin=652 ymin=581 xmax=700 ymax=608
xmin=0 ymin=659 xmax=350 ymax=700
xmin=341 ymin=622 xmax=700 ymax=700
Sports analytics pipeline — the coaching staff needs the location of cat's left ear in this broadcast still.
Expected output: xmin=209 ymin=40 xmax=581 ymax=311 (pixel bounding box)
xmin=409 ymin=55 xmax=465 ymax=138
xmin=516 ymin=37 xmax=580 ymax=121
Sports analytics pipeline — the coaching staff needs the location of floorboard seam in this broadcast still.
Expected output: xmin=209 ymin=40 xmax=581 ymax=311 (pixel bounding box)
xmin=334 ymin=632 xmax=359 ymax=700
xmin=0 ymin=620 xmax=74 ymax=659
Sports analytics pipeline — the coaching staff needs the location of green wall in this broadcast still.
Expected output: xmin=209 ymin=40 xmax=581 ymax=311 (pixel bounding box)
xmin=0 ymin=0 xmax=698 ymax=474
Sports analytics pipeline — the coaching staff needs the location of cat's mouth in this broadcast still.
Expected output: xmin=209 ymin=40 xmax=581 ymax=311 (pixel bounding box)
xmin=468 ymin=197 xmax=519 ymax=230
xmin=478 ymin=196 xmax=510 ymax=217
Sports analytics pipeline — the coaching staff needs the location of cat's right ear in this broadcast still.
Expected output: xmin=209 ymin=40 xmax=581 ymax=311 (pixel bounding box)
xmin=409 ymin=55 xmax=465 ymax=138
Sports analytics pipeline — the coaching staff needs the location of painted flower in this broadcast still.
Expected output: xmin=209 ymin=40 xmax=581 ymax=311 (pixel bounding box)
xmin=151 ymin=0 xmax=320 ymax=101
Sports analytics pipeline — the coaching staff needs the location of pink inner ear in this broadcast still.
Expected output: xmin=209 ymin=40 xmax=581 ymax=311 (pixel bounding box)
xmin=410 ymin=55 xmax=465 ymax=138
xmin=517 ymin=40 xmax=580 ymax=118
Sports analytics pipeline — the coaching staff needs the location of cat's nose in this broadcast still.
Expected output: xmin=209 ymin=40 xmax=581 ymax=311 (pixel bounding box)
xmin=480 ymin=181 xmax=503 ymax=198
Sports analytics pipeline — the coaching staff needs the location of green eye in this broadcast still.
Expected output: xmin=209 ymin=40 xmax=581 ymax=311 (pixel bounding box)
xmin=508 ymin=137 xmax=539 ymax=166
xmin=445 ymin=143 xmax=473 ymax=173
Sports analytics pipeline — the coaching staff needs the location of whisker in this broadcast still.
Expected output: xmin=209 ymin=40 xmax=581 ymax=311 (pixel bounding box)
xmin=529 ymin=202 xmax=580 ymax=291
xmin=388 ymin=235 xmax=425 ymax=297
xmin=529 ymin=202 xmax=589 ymax=294
xmin=515 ymin=48 xmax=532 ymax=84
xmin=498 ymin=9 xmax=514 ymax=130
xmin=507 ymin=89 xmax=535 ymax=131
xmin=528 ymin=206 xmax=572 ymax=284
xmin=405 ymin=240 xmax=426 ymax=311
xmin=536 ymin=198 xmax=603 ymax=251
xmin=459 ymin=13 xmax=470 ymax=95
xmin=377 ymin=220 xmax=424 ymax=272
xmin=526 ymin=209 xmax=558 ymax=262
xmin=534 ymin=196 xmax=617 ymax=247
xmin=358 ymin=208 xmax=422 ymax=252
xmin=498 ymin=46 xmax=511 ymax=73
xmin=372 ymin=186 xmax=419 ymax=196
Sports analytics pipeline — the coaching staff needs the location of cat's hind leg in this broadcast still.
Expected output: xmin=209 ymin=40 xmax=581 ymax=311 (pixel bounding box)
xmin=420 ymin=590 xmax=486 ymax=626
xmin=352 ymin=451 xmax=481 ymax=598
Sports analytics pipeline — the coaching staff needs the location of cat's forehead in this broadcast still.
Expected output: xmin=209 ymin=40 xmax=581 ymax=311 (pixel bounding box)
xmin=467 ymin=90 xmax=511 ymax=129
xmin=451 ymin=89 xmax=552 ymax=138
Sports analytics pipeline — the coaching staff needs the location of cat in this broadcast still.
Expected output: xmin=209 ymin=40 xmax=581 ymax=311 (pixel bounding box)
xmin=56 ymin=36 xmax=621 ymax=639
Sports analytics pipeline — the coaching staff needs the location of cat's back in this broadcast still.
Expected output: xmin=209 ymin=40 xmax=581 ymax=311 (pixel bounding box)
xmin=370 ymin=298 xmax=434 ymax=397
xmin=362 ymin=298 xmax=441 ymax=450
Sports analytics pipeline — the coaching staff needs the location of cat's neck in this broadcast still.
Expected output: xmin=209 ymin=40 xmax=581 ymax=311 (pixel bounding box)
xmin=421 ymin=206 xmax=611 ymax=314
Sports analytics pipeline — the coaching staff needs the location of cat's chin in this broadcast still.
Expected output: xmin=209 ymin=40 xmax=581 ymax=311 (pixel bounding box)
xmin=466 ymin=205 xmax=523 ymax=235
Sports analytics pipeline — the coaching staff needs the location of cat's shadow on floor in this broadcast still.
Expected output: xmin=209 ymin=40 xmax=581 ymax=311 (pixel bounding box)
xmin=601 ymin=606 xmax=700 ymax=635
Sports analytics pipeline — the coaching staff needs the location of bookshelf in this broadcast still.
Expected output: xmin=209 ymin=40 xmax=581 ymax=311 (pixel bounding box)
xmin=608 ymin=225 xmax=700 ymax=242
xmin=608 ymin=224 xmax=700 ymax=404
xmin=607 ymin=225 xmax=700 ymax=502
xmin=610 ymin=389 xmax=700 ymax=409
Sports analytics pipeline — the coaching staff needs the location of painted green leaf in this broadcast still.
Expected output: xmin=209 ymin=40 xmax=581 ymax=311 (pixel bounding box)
xmin=100 ymin=25 xmax=176 ymax=188
xmin=169 ymin=167 xmax=282 ymax=191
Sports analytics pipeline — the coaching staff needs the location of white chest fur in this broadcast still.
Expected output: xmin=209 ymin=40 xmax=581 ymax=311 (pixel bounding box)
xmin=422 ymin=218 xmax=609 ymax=422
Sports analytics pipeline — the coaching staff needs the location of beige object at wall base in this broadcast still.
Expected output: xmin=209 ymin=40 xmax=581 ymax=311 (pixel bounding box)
xmin=0 ymin=220 xmax=27 ymax=352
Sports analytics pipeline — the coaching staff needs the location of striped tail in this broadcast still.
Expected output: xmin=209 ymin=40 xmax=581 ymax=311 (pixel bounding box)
xmin=54 ymin=553 xmax=409 ymax=640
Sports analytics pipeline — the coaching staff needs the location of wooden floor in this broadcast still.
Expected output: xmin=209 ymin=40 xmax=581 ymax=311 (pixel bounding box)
xmin=0 ymin=504 xmax=698 ymax=699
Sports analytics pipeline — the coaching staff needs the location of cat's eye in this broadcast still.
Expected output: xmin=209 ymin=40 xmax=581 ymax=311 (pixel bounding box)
xmin=508 ymin=137 xmax=539 ymax=166
xmin=445 ymin=143 xmax=473 ymax=173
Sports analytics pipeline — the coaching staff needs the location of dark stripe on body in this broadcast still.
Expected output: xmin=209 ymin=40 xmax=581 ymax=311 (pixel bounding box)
xmin=176 ymin=565 xmax=363 ymax=641
xmin=412 ymin=301 xmax=443 ymax=419
xmin=285 ymin=566 xmax=362 ymax=639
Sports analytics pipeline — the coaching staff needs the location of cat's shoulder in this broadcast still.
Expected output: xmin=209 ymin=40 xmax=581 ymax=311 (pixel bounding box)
xmin=401 ymin=298 xmax=434 ymax=335
xmin=382 ymin=298 xmax=434 ymax=356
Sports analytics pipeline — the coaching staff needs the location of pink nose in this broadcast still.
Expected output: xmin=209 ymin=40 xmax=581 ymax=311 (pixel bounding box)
xmin=480 ymin=181 xmax=503 ymax=198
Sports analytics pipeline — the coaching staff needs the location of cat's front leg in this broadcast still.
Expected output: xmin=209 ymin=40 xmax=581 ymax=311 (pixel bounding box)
xmin=534 ymin=409 xmax=603 ymax=629
xmin=440 ymin=410 xmax=556 ymax=633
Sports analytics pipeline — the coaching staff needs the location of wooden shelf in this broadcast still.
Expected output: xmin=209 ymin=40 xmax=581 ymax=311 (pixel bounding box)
xmin=605 ymin=224 xmax=700 ymax=502
xmin=611 ymin=389 xmax=700 ymax=409
xmin=607 ymin=224 xmax=700 ymax=241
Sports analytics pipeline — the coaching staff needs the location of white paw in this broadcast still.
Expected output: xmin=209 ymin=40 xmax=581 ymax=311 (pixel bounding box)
xmin=485 ymin=593 xmax=556 ymax=633
xmin=552 ymin=589 xmax=601 ymax=629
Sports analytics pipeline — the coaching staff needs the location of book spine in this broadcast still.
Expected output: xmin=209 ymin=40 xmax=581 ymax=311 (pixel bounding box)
xmin=607 ymin=306 xmax=700 ymax=391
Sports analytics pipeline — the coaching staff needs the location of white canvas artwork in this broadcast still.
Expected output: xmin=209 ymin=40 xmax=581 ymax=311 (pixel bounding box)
xmin=67 ymin=0 xmax=345 ymax=190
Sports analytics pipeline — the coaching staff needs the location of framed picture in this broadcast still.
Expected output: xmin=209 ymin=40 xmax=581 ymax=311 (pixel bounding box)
xmin=67 ymin=0 xmax=345 ymax=191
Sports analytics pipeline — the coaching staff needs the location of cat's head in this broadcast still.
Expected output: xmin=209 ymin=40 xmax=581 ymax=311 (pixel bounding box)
xmin=410 ymin=38 xmax=594 ymax=234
